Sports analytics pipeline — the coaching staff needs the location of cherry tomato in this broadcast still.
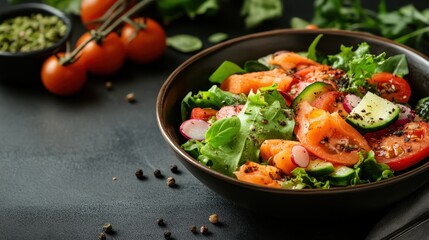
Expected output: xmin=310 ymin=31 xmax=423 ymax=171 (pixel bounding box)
xmin=368 ymin=72 xmax=411 ymax=103
xmin=41 ymin=53 xmax=87 ymax=96
xmin=80 ymin=0 xmax=117 ymax=29
xmin=120 ymin=17 xmax=166 ymax=64
xmin=294 ymin=101 xmax=371 ymax=166
xmin=76 ymin=32 xmax=126 ymax=76
xmin=366 ymin=121 xmax=429 ymax=171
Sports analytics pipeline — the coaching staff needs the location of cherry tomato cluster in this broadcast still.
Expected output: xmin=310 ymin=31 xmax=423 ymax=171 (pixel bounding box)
xmin=41 ymin=0 xmax=166 ymax=96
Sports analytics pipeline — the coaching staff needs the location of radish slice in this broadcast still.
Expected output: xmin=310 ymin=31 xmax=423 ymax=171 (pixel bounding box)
xmin=180 ymin=119 xmax=210 ymax=141
xmin=291 ymin=145 xmax=310 ymax=168
xmin=343 ymin=94 xmax=362 ymax=113
xmin=395 ymin=104 xmax=415 ymax=125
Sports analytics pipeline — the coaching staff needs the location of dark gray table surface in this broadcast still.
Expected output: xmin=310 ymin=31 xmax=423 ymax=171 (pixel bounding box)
xmin=1 ymin=1 xmax=428 ymax=239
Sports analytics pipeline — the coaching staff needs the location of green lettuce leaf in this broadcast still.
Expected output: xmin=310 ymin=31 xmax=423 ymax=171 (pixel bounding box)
xmin=199 ymin=88 xmax=295 ymax=175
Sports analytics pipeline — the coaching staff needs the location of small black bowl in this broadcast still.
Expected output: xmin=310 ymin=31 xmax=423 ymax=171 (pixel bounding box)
xmin=0 ymin=3 xmax=72 ymax=85
xmin=157 ymin=29 xmax=429 ymax=218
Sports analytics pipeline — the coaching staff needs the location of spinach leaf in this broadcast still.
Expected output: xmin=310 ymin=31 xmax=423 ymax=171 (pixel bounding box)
xmin=209 ymin=61 xmax=246 ymax=84
xmin=167 ymin=34 xmax=203 ymax=53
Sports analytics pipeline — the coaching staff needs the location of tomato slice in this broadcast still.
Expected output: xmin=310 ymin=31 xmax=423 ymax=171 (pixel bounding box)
xmin=284 ymin=65 xmax=344 ymax=104
xmin=294 ymin=101 xmax=371 ymax=166
xmin=366 ymin=121 xmax=429 ymax=171
xmin=190 ymin=107 xmax=218 ymax=121
xmin=368 ymin=72 xmax=411 ymax=103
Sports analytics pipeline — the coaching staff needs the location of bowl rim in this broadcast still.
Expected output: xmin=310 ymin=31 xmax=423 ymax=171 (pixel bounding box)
xmin=0 ymin=3 xmax=73 ymax=57
xmin=157 ymin=28 xmax=429 ymax=194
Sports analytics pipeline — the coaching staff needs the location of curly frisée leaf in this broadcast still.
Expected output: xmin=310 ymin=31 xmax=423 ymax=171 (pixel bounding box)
xmin=205 ymin=117 xmax=241 ymax=147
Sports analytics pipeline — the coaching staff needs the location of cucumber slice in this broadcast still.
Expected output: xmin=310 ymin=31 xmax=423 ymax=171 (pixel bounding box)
xmin=306 ymin=159 xmax=334 ymax=176
xmin=329 ymin=166 xmax=355 ymax=186
xmin=346 ymin=91 xmax=400 ymax=132
xmin=291 ymin=81 xmax=334 ymax=108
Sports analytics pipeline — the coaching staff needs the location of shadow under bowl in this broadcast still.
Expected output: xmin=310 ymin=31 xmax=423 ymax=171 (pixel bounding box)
xmin=0 ymin=3 xmax=73 ymax=85
xmin=156 ymin=29 xmax=429 ymax=218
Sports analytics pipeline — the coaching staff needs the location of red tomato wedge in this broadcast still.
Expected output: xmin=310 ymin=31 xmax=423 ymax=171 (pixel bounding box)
xmin=190 ymin=107 xmax=218 ymax=121
xmin=368 ymin=72 xmax=411 ymax=103
xmin=294 ymin=101 xmax=371 ymax=166
xmin=366 ymin=121 xmax=429 ymax=171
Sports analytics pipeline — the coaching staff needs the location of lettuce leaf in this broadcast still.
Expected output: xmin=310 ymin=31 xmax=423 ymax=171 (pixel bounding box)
xmin=181 ymin=85 xmax=247 ymax=121
xmin=199 ymin=88 xmax=295 ymax=175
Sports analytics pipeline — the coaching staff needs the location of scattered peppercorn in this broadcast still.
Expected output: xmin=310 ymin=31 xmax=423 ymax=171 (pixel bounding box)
xmin=209 ymin=214 xmax=219 ymax=224
xmin=98 ymin=232 xmax=106 ymax=240
xmin=200 ymin=225 xmax=208 ymax=234
xmin=105 ymin=81 xmax=113 ymax=90
xmin=112 ymin=177 xmax=117 ymax=181
xmin=135 ymin=168 xmax=144 ymax=179
xmin=102 ymin=223 xmax=113 ymax=234
xmin=157 ymin=218 xmax=165 ymax=226
xmin=190 ymin=225 xmax=197 ymax=233
xmin=170 ymin=164 xmax=178 ymax=173
xmin=126 ymin=92 xmax=136 ymax=103
xmin=164 ymin=230 xmax=171 ymax=240
xmin=166 ymin=177 xmax=176 ymax=187
xmin=154 ymin=169 xmax=162 ymax=178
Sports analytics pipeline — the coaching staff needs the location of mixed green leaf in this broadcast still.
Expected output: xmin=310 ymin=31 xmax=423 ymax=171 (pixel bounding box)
xmin=292 ymin=0 xmax=429 ymax=51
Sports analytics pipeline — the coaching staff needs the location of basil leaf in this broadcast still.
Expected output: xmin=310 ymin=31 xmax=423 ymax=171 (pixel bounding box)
xmin=290 ymin=17 xmax=311 ymax=29
xmin=205 ymin=117 xmax=241 ymax=147
xmin=167 ymin=34 xmax=203 ymax=53
xmin=209 ymin=61 xmax=246 ymax=83
xmin=208 ymin=32 xmax=229 ymax=44
xmin=241 ymin=0 xmax=283 ymax=29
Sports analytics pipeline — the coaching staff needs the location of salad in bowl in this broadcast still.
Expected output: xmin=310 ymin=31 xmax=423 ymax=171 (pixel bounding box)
xmin=179 ymin=34 xmax=429 ymax=189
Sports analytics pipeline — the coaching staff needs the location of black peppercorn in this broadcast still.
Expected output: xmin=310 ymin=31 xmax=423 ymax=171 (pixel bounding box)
xmin=170 ymin=164 xmax=178 ymax=173
xmin=200 ymin=225 xmax=208 ymax=234
xmin=154 ymin=169 xmax=162 ymax=178
xmin=157 ymin=218 xmax=165 ymax=226
xmin=164 ymin=230 xmax=171 ymax=239
xmin=135 ymin=168 xmax=144 ymax=179
xmin=98 ymin=232 xmax=106 ymax=240
xmin=190 ymin=225 xmax=197 ymax=233
xmin=102 ymin=223 xmax=113 ymax=234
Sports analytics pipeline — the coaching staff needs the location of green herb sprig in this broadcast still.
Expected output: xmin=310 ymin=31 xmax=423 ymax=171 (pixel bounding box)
xmin=291 ymin=0 xmax=429 ymax=51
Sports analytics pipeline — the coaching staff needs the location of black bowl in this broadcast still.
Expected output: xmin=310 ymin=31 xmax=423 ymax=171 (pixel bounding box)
xmin=0 ymin=3 xmax=72 ymax=85
xmin=156 ymin=29 xmax=429 ymax=218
